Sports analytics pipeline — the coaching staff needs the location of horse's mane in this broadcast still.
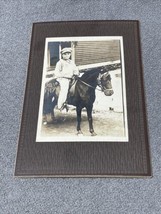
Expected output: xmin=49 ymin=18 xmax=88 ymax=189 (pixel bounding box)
xmin=80 ymin=67 xmax=102 ymax=82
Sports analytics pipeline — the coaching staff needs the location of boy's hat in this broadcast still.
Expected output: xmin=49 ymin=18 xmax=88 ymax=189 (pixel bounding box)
xmin=61 ymin=47 xmax=72 ymax=54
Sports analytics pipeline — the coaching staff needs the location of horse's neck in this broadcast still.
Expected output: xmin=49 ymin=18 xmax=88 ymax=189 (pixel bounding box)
xmin=74 ymin=73 xmax=98 ymax=100
xmin=80 ymin=71 xmax=99 ymax=87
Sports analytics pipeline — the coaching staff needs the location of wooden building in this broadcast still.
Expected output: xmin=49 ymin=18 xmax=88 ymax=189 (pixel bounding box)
xmin=75 ymin=40 xmax=120 ymax=66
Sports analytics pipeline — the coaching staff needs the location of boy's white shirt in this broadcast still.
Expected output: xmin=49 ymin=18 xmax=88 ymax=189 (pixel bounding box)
xmin=54 ymin=59 xmax=79 ymax=78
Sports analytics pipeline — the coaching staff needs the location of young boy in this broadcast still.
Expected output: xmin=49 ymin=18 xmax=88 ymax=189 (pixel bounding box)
xmin=54 ymin=47 xmax=79 ymax=110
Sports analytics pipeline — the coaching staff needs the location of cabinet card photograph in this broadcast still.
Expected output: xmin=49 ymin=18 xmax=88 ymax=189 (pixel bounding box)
xmin=36 ymin=36 xmax=128 ymax=142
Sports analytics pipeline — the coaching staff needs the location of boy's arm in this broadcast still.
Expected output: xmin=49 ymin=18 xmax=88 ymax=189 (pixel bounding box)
xmin=54 ymin=61 xmax=62 ymax=78
xmin=73 ymin=64 xmax=79 ymax=76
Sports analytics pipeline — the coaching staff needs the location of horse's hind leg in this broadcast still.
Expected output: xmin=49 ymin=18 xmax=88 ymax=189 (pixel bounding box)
xmin=76 ymin=106 xmax=83 ymax=135
xmin=51 ymin=110 xmax=55 ymax=121
xmin=43 ymin=114 xmax=47 ymax=125
xmin=86 ymin=105 xmax=97 ymax=136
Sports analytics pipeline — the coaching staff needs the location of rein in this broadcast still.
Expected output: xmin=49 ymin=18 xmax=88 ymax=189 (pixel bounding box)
xmin=57 ymin=75 xmax=113 ymax=92
xmin=78 ymin=79 xmax=102 ymax=91
xmin=78 ymin=78 xmax=113 ymax=92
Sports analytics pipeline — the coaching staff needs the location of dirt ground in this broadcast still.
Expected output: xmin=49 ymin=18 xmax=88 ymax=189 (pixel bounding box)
xmin=40 ymin=108 xmax=126 ymax=140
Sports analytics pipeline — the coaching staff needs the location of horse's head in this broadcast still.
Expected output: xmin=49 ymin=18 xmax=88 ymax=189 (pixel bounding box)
xmin=97 ymin=69 xmax=114 ymax=96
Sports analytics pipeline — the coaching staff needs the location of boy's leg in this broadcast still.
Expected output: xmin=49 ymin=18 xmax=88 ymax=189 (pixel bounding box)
xmin=57 ymin=78 xmax=70 ymax=109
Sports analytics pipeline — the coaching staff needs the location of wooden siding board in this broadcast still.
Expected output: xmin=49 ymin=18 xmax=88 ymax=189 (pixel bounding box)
xmin=75 ymin=40 xmax=120 ymax=66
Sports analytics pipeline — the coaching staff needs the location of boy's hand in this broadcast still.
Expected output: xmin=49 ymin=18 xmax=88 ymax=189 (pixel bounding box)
xmin=73 ymin=75 xmax=79 ymax=80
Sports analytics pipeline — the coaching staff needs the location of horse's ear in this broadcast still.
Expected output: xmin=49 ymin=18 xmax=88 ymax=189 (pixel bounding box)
xmin=98 ymin=73 xmax=103 ymax=79
xmin=104 ymin=65 xmax=109 ymax=71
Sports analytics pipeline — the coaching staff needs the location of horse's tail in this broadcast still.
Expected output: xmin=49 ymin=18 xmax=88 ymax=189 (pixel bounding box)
xmin=43 ymin=79 xmax=60 ymax=114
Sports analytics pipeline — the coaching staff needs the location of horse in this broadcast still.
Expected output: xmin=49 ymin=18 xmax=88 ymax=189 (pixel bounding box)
xmin=43 ymin=63 xmax=120 ymax=136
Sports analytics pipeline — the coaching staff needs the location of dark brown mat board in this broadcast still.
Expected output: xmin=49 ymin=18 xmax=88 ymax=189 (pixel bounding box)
xmin=15 ymin=20 xmax=152 ymax=177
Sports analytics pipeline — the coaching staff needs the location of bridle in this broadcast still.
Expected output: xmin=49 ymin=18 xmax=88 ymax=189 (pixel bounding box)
xmin=78 ymin=71 xmax=113 ymax=93
xmin=97 ymin=72 xmax=114 ymax=93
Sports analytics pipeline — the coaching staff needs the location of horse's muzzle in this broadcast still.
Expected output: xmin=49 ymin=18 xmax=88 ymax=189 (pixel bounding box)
xmin=104 ymin=89 xmax=114 ymax=96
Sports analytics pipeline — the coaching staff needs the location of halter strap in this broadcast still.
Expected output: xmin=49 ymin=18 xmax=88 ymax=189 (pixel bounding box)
xmin=78 ymin=79 xmax=102 ymax=91
xmin=77 ymin=78 xmax=114 ymax=92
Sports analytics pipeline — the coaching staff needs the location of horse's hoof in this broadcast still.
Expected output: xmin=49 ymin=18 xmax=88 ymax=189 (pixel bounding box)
xmin=61 ymin=117 xmax=66 ymax=122
xmin=51 ymin=116 xmax=55 ymax=121
xmin=91 ymin=132 xmax=97 ymax=136
xmin=77 ymin=131 xmax=83 ymax=136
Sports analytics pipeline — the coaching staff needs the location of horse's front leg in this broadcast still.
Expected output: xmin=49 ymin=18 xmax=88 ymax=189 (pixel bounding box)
xmin=76 ymin=106 xmax=83 ymax=135
xmin=86 ymin=105 xmax=97 ymax=136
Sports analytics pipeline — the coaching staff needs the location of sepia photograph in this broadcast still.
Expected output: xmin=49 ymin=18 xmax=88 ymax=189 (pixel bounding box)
xmin=36 ymin=36 xmax=128 ymax=142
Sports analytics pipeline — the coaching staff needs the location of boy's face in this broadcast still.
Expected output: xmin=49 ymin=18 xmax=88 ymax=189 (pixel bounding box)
xmin=62 ymin=52 xmax=71 ymax=60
